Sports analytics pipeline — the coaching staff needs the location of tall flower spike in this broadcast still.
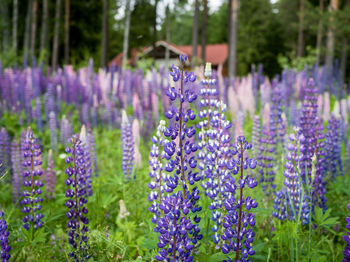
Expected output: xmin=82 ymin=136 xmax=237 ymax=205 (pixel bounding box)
xmin=251 ymin=115 xmax=261 ymax=159
xmin=34 ymin=98 xmax=43 ymax=132
xmin=45 ymin=150 xmax=56 ymax=198
xmin=121 ymin=111 xmax=134 ymax=180
xmin=311 ymin=118 xmax=327 ymax=210
xmin=0 ymin=128 xmax=11 ymax=174
xmin=343 ymin=204 xmax=350 ymax=261
xmin=148 ymin=120 xmax=170 ymax=224
xmin=269 ymin=81 xmax=286 ymax=148
xmin=11 ymin=141 xmax=22 ymax=203
xmin=324 ymin=115 xmax=343 ymax=180
xmin=60 ymin=115 xmax=73 ymax=146
xmin=196 ymin=64 xmax=234 ymax=245
xmin=220 ymin=136 xmax=258 ymax=261
xmin=273 ymin=131 xmax=310 ymax=224
xmin=258 ymin=123 xmax=276 ymax=196
xmin=64 ymin=134 xmax=90 ymax=261
xmin=21 ymin=127 xmax=44 ymax=231
xmin=87 ymin=130 xmax=98 ymax=177
xmin=345 ymin=140 xmax=350 ymax=175
xmin=151 ymin=55 xmax=202 ymax=261
xmin=0 ymin=211 xmax=11 ymax=262
xmin=298 ymin=78 xmax=318 ymax=184
xmin=49 ymin=111 xmax=57 ymax=150
xmin=80 ymin=126 xmax=93 ymax=197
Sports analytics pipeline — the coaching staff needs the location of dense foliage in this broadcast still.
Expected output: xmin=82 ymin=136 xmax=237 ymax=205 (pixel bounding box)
xmin=0 ymin=54 xmax=350 ymax=261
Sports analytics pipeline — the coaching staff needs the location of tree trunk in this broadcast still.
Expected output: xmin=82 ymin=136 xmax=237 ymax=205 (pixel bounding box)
xmin=201 ymin=0 xmax=208 ymax=64
xmin=12 ymin=0 xmax=18 ymax=55
xmin=165 ymin=5 xmax=170 ymax=69
xmin=315 ymin=0 xmax=324 ymax=66
xmin=297 ymin=0 xmax=305 ymax=57
xmin=122 ymin=0 xmax=131 ymax=68
xmin=1 ymin=0 xmax=10 ymax=52
xmin=191 ymin=0 xmax=199 ymax=68
xmin=228 ymin=0 xmax=238 ymax=79
xmin=30 ymin=0 xmax=38 ymax=61
xmin=152 ymin=0 xmax=159 ymax=60
xmin=64 ymin=0 xmax=70 ymax=65
xmin=52 ymin=0 xmax=62 ymax=72
xmin=40 ymin=0 xmax=49 ymax=64
xmin=23 ymin=0 xmax=33 ymax=63
xmin=325 ymin=0 xmax=339 ymax=73
xmin=101 ymin=0 xmax=108 ymax=67
xmin=340 ymin=0 xmax=350 ymax=83
xmin=340 ymin=37 xmax=348 ymax=83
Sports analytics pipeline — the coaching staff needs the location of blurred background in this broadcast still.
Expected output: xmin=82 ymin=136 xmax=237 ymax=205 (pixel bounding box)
xmin=0 ymin=0 xmax=349 ymax=80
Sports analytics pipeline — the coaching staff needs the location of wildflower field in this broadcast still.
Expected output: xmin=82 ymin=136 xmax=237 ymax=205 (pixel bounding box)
xmin=0 ymin=54 xmax=349 ymax=262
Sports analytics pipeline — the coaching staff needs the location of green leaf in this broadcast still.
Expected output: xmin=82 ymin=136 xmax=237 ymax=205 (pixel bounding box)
xmin=208 ymin=252 xmax=228 ymax=262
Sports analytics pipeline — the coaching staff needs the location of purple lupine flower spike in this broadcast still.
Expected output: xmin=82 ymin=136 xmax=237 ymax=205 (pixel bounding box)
xmin=64 ymin=134 xmax=90 ymax=260
xmin=258 ymin=122 xmax=276 ymax=196
xmin=21 ymin=127 xmax=44 ymax=231
xmin=80 ymin=126 xmax=93 ymax=197
xmin=34 ymin=98 xmax=43 ymax=132
xmin=311 ymin=118 xmax=327 ymax=210
xmin=0 ymin=211 xmax=11 ymax=261
xmin=45 ymin=149 xmax=56 ymax=198
xmin=251 ymin=115 xmax=261 ymax=158
xmin=150 ymin=55 xmax=202 ymax=261
xmin=121 ymin=111 xmax=134 ymax=180
xmin=298 ymin=78 xmax=319 ymax=184
xmin=60 ymin=115 xmax=73 ymax=146
xmin=220 ymin=136 xmax=258 ymax=261
xmin=273 ymin=131 xmax=310 ymax=224
xmin=343 ymin=204 xmax=350 ymax=261
xmin=345 ymin=140 xmax=350 ymax=174
xmin=197 ymin=63 xmax=234 ymax=245
xmin=87 ymin=130 xmax=98 ymax=177
xmin=11 ymin=141 xmax=22 ymax=203
xmin=0 ymin=128 xmax=11 ymax=173
xmin=49 ymin=111 xmax=57 ymax=150
xmin=325 ymin=115 xmax=343 ymax=180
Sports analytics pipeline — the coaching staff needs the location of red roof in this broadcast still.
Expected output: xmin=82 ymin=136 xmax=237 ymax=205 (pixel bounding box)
xmin=109 ymin=48 xmax=139 ymax=67
xmin=109 ymin=41 xmax=228 ymax=66
xmin=167 ymin=42 xmax=228 ymax=65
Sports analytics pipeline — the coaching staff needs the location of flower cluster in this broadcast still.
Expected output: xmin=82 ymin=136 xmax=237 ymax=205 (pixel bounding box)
xmin=121 ymin=111 xmax=134 ymax=180
xmin=311 ymin=118 xmax=327 ymax=210
xmin=88 ymin=130 xmax=98 ymax=177
xmin=21 ymin=127 xmax=44 ymax=231
xmin=220 ymin=136 xmax=258 ymax=261
xmin=60 ymin=115 xmax=73 ymax=146
xmin=343 ymin=204 xmax=350 ymax=261
xmin=0 ymin=211 xmax=11 ymax=262
xmin=196 ymin=63 xmax=235 ymax=245
xmin=298 ymin=78 xmax=318 ymax=184
xmin=154 ymin=192 xmax=198 ymax=261
xmin=11 ymin=141 xmax=22 ymax=203
xmin=0 ymin=128 xmax=10 ymax=173
xmin=49 ymin=111 xmax=57 ymax=150
xmin=34 ymin=98 xmax=43 ymax=132
xmin=45 ymin=149 xmax=56 ymax=198
xmin=273 ymin=132 xmax=310 ymax=224
xmin=149 ymin=55 xmax=202 ymax=261
xmin=80 ymin=126 xmax=93 ymax=197
xmin=324 ymin=115 xmax=343 ymax=180
xmin=269 ymin=81 xmax=285 ymax=147
xmin=148 ymin=120 xmax=171 ymax=224
xmin=251 ymin=116 xmax=261 ymax=158
xmin=257 ymin=125 xmax=276 ymax=196
xmin=64 ymin=135 xmax=90 ymax=261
